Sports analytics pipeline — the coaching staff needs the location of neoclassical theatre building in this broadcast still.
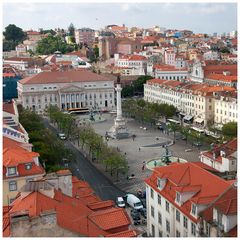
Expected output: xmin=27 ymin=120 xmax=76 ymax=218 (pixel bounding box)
xmin=17 ymin=70 xmax=115 ymax=114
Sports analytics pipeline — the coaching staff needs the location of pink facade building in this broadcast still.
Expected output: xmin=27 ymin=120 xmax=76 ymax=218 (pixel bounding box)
xmin=75 ymin=28 xmax=95 ymax=47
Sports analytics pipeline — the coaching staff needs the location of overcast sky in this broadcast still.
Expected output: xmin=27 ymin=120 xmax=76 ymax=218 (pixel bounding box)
xmin=3 ymin=2 xmax=237 ymax=34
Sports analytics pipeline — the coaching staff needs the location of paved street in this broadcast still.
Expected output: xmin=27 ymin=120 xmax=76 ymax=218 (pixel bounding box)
xmin=42 ymin=117 xmax=125 ymax=201
xmin=89 ymin=113 xmax=202 ymax=193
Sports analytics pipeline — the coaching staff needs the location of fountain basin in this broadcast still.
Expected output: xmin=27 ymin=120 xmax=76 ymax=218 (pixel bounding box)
xmin=146 ymin=157 xmax=187 ymax=170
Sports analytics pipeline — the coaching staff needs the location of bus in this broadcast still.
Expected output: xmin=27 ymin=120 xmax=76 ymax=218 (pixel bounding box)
xmin=190 ymin=126 xmax=205 ymax=134
xmin=68 ymin=107 xmax=90 ymax=114
xmin=166 ymin=118 xmax=181 ymax=125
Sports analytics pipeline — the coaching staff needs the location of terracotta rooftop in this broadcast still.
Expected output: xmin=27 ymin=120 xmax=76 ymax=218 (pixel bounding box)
xmin=19 ymin=70 xmax=113 ymax=85
xmin=145 ymin=162 xmax=232 ymax=223
xmin=206 ymin=73 xmax=237 ymax=83
xmin=8 ymin=176 xmax=136 ymax=237
xmin=3 ymin=101 xmax=16 ymax=115
xmin=154 ymin=64 xmax=188 ymax=71
xmin=203 ymin=64 xmax=237 ymax=76
xmin=3 ymin=147 xmax=39 ymax=167
xmin=89 ymin=207 xmax=130 ymax=230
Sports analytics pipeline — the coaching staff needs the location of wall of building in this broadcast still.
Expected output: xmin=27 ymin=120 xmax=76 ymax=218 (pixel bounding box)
xmin=10 ymin=212 xmax=80 ymax=237
xmin=214 ymin=98 xmax=238 ymax=125
xmin=146 ymin=185 xmax=198 ymax=238
xmin=18 ymin=80 xmax=115 ymax=114
xmin=3 ymin=174 xmax=44 ymax=205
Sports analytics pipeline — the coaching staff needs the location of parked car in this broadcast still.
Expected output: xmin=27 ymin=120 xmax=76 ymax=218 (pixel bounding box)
xmin=116 ymin=197 xmax=125 ymax=208
xmin=58 ymin=133 xmax=66 ymax=140
xmin=125 ymin=194 xmax=143 ymax=210
xmin=131 ymin=209 xmax=141 ymax=220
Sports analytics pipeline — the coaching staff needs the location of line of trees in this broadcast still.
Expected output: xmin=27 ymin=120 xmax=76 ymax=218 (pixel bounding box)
xmin=47 ymin=106 xmax=128 ymax=180
xmin=17 ymin=105 xmax=73 ymax=173
xmin=122 ymin=99 xmax=177 ymax=125
xmin=122 ymin=75 xmax=153 ymax=97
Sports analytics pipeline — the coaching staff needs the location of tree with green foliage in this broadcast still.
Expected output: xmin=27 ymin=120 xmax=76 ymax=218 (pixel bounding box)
xmin=18 ymin=105 xmax=74 ymax=172
xmin=4 ymin=24 xmax=26 ymax=43
xmin=122 ymin=75 xmax=153 ymax=97
xmin=180 ymin=126 xmax=191 ymax=144
xmin=167 ymin=122 xmax=180 ymax=144
xmin=40 ymin=29 xmax=56 ymax=35
xmin=36 ymin=35 xmax=74 ymax=55
xmin=122 ymin=85 xmax=134 ymax=98
xmin=68 ymin=23 xmax=75 ymax=37
xmin=222 ymin=122 xmax=237 ymax=138
xmin=3 ymin=40 xmax=18 ymax=52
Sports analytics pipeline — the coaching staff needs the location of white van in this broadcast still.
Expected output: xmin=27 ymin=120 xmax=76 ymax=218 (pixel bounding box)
xmin=126 ymin=194 xmax=143 ymax=210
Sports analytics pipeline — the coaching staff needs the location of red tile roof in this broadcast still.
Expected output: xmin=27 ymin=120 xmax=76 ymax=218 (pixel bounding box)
xmin=128 ymin=55 xmax=147 ymax=61
xmin=201 ymin=138 xmax=237 ymax=163
xmin=26 ymin=31 xmax=41 ymax=35
xmin=3 ymin=101 xmax=16 ymax=115
xmin=3 ymin=206 xmax=10 ymax=237
xmin=3 ymin=73 xmax=16 ymax=77
xmin=88 ymin=200 xmax=114 ymax=210
xmin=203 ymin=64 xmax=237 ymax=76
xmin=201 ymin=184 xmax=237 ymax=235
xmin=19 ymin=69 xmax=113 ymax=85
xmin=8 ymin=176 xmax=136 ymax=237
xmin=154 ymin=64 xmax=188 ymax=71
xmin=192 ymin=162 xmax=220 ymax=173
xmin=145 ymin=163 xmax=232 ymax=223
xmin=206 ymin=73 xmax=237 ymax=83
xmin=89 ymin=208 xmax=130 ymax=230
xmin=214 ymin=186 xmax=237 ymax=215
xmin=3 ymin=147 xmax=39 ymax=167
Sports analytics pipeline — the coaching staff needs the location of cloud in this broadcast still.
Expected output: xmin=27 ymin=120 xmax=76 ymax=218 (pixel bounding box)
xmin=121 ymin=3 xmax=130 ymax=11
xmin=198 ymin=4 xmax=226 ymax=14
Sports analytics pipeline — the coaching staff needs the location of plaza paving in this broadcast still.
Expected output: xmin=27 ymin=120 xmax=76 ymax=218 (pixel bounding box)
xmin=76 ymin=113 xmax=201 ymax=193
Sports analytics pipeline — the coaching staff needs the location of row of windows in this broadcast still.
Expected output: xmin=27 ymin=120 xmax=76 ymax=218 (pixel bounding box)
xmin=156 ymin=75 xmax=187 ymax=81
xmin=216 ymin=109 xmax=237 ymax=118
xmin=9 ymin=178 xmax=34 ymax=192
xmin=30 ymin=86 xmax=57 ymax=91
xmin=152 ymin=212 xmax=196 ymax=236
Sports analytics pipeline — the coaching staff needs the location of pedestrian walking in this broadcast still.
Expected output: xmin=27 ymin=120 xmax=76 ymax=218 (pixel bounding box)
xmin=139 ymin=147 xmax=141 ymax=151
xmin=154 ymin=160 xmax=157 ymax=167
xmin=142 ymin=164 xmax=145 ymax=171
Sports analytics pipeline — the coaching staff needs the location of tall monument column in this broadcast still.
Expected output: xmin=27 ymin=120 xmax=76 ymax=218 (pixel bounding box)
xmin=108 ymin=75 xmax=129 ymax=139
xmin=116 ymin=83 xmax=122 ymax=121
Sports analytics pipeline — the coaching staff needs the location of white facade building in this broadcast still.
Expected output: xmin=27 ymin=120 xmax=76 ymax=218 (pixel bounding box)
xmin=145 ymin=163 xmax=232 ymax=237
xmin=203 ymin=51 xmax=219 ymax=61
xmin=200 ymin=184 xmax=237 ymax=237
xmin=17 ymin=70 xmax=115 ymax=114
xmin=154 ymin=65 xmax=189 ymax=81
xmin=214 ymin=95 xmax=237 ymax=125
xmin=200 ymin=138 xmax=237 ymax=173
xmin=144 ymin=79 xmax=236 ymax=126
xmin=164 ymin=49 xmax=176 ymax=66
xmin=115 ymin=54 xmax=147 ymax=75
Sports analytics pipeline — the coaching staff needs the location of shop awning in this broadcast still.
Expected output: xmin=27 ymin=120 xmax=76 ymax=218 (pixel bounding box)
xmin=195 ymin=118 xmax=204 ymax=124
xmin=183 ymin=115 xmax=193 ymax=121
